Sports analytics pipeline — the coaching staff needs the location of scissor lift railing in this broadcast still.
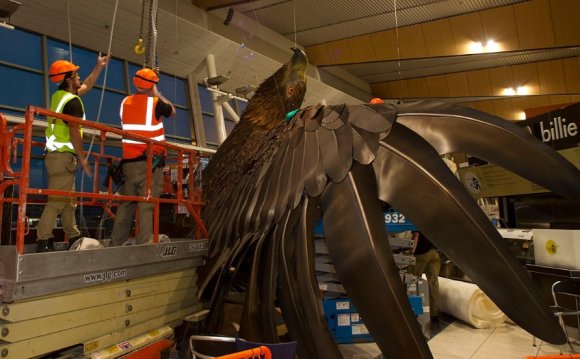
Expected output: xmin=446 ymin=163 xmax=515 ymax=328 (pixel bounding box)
xmin=0 ymin=108 xmax=210 ymax=358
xmin=0 ymin=105 xmax=208 ymax=255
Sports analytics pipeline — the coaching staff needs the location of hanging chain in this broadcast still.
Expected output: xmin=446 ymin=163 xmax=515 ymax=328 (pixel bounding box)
xmin=145 ymin=0 xmax=154 ymax=67
xmin=154 ymin=4 xmax=159 ymax=68
xmin=139 ymin=0 xmax=145 ymax=40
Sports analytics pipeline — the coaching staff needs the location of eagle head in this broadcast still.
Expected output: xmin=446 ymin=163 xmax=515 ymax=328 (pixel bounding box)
xmin=241 ymin=48 xmax=307 ymax=129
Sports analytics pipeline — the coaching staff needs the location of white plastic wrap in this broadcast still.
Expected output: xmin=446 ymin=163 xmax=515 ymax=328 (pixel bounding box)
xmin=439 ymin=276 xmax=507 ymax=328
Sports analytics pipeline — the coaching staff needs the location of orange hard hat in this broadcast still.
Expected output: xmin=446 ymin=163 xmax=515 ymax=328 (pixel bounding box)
xmin=370 ymin=97 xmax=384 ymax=104
xmin=49 ymin=60 xmax=79 ymax=83
xmin=134 ymin=68 xmax=159 ymax=89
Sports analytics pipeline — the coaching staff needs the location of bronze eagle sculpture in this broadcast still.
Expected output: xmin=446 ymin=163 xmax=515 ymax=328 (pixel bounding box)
xmin=199 ymin=48 xmax=580 ymax=358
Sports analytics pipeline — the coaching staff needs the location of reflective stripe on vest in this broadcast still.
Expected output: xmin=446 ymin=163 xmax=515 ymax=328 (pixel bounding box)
xmin=120 ymin=95 xmax=166 ymax=159
xmin=45 ymin=91 xmax=85 ymax=153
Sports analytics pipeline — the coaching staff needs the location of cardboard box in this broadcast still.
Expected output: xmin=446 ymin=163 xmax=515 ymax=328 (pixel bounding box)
xmin=533 ymin=229 xmax=580 ymax=269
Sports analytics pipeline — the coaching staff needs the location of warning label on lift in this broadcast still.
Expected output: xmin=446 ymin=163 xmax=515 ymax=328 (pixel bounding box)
xmin=84 ymin=269 xmax=128 ymax=283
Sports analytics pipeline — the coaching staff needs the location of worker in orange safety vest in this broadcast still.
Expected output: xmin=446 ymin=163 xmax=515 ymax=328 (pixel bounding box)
xmin=111 ymin=67 xmax=175 ymax=246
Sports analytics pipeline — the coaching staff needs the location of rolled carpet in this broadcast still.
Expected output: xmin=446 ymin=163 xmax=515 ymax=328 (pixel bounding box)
xmin=439 ymin=276 xmax=507 ymax=328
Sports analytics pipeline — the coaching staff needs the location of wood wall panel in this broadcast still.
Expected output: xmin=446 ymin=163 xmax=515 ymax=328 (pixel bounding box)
xmin=370 ymin=30 xmax=399 ymax=60
xmin=370 ymin=82 xmax=391 ymax=98
xmin=422 ymin=19 xmax=456 ymax=57
xmin=467 ymin=69 xmax=492 ymax=96
xmin=347 ymin=35 xmax=376 ymax=63
xmin=450 ymin=12 xmax=484 ymax=54
xmin=537 ymin=60 xmax=566 ymax=94
xmin=426 ymin=76 xmax=450 ymax=98
xmin=510 ymin=97 xmax=532 ymax=120
xmin=563 ymin=57 xmax=580 ymax=93
xmin=480 ymin=5 xmax=520 ymax=52
xmin=306 ymin=0 xmax=570 ymax=66
xmin=492 ymin=98 xmax=514 ymax=120
xmin=549 ymin=95 xmax=571 ymax=105
xmin=489 ymin=67 xmax=515 ymax=96
xmin=391 ymin=80 xmax=409 ymax=98
xmin=372 ymin=59 xmax=574 ymax=101
xmin=397 ymin=26 xmax=428 ymax=59
xmin=324 ymin=39 xmax=353 ymax=64
xmin=470 ymin=101 xmax=496 ymax=117
xmin=304 ymin=45 xmax=330 ymax=66
xmin=527 ymin=96 xmax=552 ymax=111
xmin=512 ymin=63 xmax=540 ymax=95
xmin=407 ymin=78 xmax=429 ymax=98
xmin=513 ymin=0 xmax=555 ymax=49
xmin=446 ymin=72 xmax=469 ymax=97
xmin=550 ymin=0 xmax=580 ymax=46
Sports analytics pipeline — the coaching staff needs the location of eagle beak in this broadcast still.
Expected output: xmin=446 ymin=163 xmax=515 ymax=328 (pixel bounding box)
xmin=290 ymin=48 xmax=308 ymax=78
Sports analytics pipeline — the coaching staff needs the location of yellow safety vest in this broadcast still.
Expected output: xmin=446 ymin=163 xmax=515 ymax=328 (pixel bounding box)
xmin=45 ymin=90 xmax=85 ymax=153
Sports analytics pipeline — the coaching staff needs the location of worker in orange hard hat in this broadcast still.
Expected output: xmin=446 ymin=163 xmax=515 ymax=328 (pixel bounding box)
xmin=36 ymin=52 xmax=111 ymax=253
xmin=133 ymin=67 xmax=159 ymax=89
xmin=111 ymin=67 xmax=175 ymax=246
xmin=370 ymin=97 xmax=384 ymax=104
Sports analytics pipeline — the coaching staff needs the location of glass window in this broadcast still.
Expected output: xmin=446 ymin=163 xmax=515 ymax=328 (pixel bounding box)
xmin=165 ymin=108 xmax=191 ymax=141
xmin=81 ymin=90 xmax=125 ymax=127
xmin=0 ymin=28 xmax=42 ymax=70
xmin=0 ymin=66 xmax=44 ymax=110
xmin=157 ymin=74 xmax=187 ymax=107
xmin=128 ymin=63 xmax=142 ymax=93
xmin=199 ymin=85 xmax=214 ymax=114
xmin=203 ymin=114 xmax=217 ymax=145
xmin=225 ymin=119 xmax=236 ymax=136
xmin=100 ymin=58 xmax=126 ymax=91
xmin=236 ymin=98 xmax=247 ymax=114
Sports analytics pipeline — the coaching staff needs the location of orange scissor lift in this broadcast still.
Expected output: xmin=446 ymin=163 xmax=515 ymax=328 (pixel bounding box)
xmin=0 ymin=106 xmax=210 ymax=358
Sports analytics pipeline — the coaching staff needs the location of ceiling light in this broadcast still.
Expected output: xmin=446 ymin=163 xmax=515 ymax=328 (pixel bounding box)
xmin=516 ymin=86 xmax=528 ymax=95
xmin=485 ymin=40 xmax=500 ymax=52
xmin=205 ymin=75 xmax=229 ymax=87
xmin=503 ymin=87 xmax=516 ymax=96
xmin=468 ymin=41 xmax=484 ymax=53
xmin=235 ymin=85 xmax=256 ymax=97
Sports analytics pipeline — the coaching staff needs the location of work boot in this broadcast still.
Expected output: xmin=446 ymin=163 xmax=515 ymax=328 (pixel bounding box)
xmin=68 ymin=235 xmax=84 ymax=250
xmin=36 ymin=239 xmax=54 ymax=253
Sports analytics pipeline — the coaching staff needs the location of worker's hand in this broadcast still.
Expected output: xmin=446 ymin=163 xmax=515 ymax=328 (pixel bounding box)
xmin=79 ymin=157 xmax=93 ymax=177
xmin=153 ymin=67 xmax=160 ymax=75
xmin=96 ymin=52 xmax=111 ymax=68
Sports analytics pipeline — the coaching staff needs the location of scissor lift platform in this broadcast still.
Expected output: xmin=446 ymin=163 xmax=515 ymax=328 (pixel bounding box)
xmin=0 ymin=239 xmax=208 ymax=358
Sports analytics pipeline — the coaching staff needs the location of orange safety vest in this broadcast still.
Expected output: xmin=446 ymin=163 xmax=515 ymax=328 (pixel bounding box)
xmin=120 ymin=94 xmax=166 ymax=159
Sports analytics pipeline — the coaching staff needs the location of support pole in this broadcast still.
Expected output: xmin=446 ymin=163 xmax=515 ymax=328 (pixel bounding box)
xmin=221 ymin=101 xmax=239 ymax=123
xmin=206 ymin=54 xmax=228 ymax=144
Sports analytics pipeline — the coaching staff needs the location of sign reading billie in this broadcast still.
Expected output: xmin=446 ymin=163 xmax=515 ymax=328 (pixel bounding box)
xmin=518 ymin=102 xmax=580 ymax=150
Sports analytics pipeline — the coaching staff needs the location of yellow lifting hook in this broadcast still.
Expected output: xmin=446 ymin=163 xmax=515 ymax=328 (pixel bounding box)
xmin=134 ymin=38 xmax=145 ymax=55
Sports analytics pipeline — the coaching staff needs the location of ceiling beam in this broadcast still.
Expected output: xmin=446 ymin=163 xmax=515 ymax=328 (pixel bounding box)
xmin=191 ymin=0 xmax=256 ymax=11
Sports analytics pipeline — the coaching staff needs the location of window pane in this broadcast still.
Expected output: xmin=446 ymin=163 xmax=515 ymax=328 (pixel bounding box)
xmin=225 ymin=119 xmax=235 ymax=136
xmin=199 ymin=85 xmax=213 ymax=114
xmin=82 ymin=90 xmax=125 ymax=127
xmin=127 ymin=63 xmax=141 ymax=89
xmin=97 ymin=57 xmax=125 ymax=92
xmin=165 ymin=108 xmax=191 ymax=141
xmin=236 ymin=99 xmax=247 ymax=114
xmin=0 ymin=66 xmax=44 ymax=110
xmin=157 ymin=74 xmax=187 ymax=107
xmin=0 ymin=28 xmax=42 ymax=69
xmin=203 ymin=114 xmax=217 ymax=144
